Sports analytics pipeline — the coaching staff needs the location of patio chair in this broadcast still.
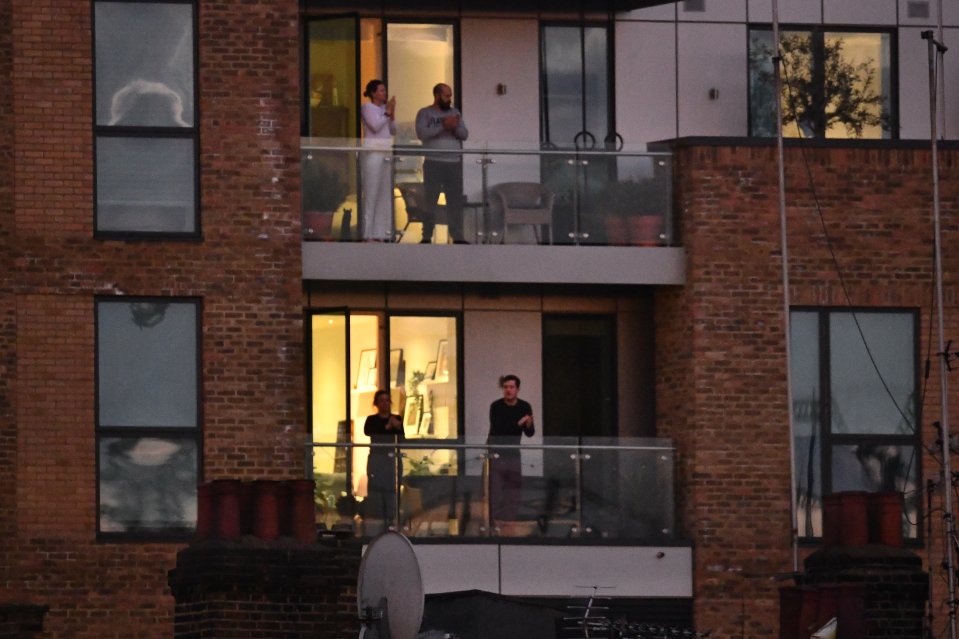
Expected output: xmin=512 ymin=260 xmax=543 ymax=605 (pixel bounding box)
xmin=489 ymin=182 xmax=554 ymax=245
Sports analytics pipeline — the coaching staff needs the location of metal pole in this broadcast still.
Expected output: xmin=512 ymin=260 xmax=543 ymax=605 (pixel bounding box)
xmin=923 ymin=29 xmax=956 ymax=639
xmin=772 ymin=0 xmax=800 ymax=573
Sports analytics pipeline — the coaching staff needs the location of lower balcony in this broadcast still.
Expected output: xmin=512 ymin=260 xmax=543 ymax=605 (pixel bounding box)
xmin=308 ymin=437 xmax=691 ymax=597
xmin=301 ymin=139 xmax=685 ymax=286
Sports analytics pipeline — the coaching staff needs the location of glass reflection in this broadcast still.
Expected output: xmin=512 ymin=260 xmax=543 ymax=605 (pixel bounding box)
xmin=95 ymin=2 xmax=194 ymax=127
xmin=99 ymin=436 xmax=197 ymax=532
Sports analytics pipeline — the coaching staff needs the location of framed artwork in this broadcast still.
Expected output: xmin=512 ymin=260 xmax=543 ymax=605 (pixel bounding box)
xmin=435 ymin=339 xmax=450 ymax=379
xmin=367 ymin=367 xmax=378 ymax=388
xmin=356 ymin=349 xmax=376 ymax=389
xmin=419 ymin=412 xmax=433 ymax=436
xmin=389 ymin=349 xmax=404 ymax=387
xmin=425 ymin=360 xmax=437 ymax=380
xmin=403 ymin=396 xmax=421 ymax=428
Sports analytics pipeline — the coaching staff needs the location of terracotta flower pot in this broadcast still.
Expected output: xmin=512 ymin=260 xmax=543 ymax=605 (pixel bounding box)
xmin=627 ymin=215 xmax=663 ymax=246
xmin=303 ymin=210 xmax=334 ymax=241
xmin=604 ymin=217 xmax=629 ymax=245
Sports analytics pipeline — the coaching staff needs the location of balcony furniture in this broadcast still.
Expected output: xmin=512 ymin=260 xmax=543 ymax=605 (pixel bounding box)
xmin=489 ymin=182 xmax=554 ymax=245
xmin=396 ymin=182 xmax=447 ymax=243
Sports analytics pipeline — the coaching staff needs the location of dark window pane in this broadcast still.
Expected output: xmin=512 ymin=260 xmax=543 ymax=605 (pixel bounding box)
xmin=96 ymin=136 xmax=196 ymax=233
xmin=97 ymin=300 xmax=198 ymax=427
xmin=831 ymin=443 xmax=918 ymax=538
xmin=829 ymin=312 xmax=915 ymax=435
xmin=95 ymin=2 xmax=194 ymax=127
xmin=542 ymin=26 xmax=609 ymax=148
xmin=99 ymin=436 xmax=198 ymax=532
xmin=790 ymin=311 xmax=821 ymax=537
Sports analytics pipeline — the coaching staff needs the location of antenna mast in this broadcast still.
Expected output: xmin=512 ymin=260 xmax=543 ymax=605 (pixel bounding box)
xmin=771 ymin=0 xmax=799 ymax=573
xmin=922 ymin=27 xmax=956 ymax=639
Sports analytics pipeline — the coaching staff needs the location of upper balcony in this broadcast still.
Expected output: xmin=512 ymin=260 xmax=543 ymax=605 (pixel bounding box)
xmin=301 ymin=139 xmax=685 ymax=286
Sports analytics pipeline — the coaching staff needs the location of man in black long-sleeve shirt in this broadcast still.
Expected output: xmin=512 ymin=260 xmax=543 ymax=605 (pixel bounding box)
xmin=487 ymin=374 xmax=534 ymax=528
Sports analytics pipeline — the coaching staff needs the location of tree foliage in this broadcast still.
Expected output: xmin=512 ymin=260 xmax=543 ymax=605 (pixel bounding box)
xmin=750 ymin=33 xmax=890 ymax=138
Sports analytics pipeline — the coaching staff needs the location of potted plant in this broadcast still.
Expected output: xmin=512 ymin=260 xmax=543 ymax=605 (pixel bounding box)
xmin=597 ymin=179 xmax=664 ymax=246
xmin=302 ymin=158 xmax=348 ymax=240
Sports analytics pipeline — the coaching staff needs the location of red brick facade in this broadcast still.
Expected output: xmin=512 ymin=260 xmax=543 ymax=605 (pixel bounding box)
xmin=3 ymin=2 xmax=959 ymax=639
xmin=2 ymin=1 xmax=304 ymax=637
xmin=663 ymin=142 xmax=958 ymax=637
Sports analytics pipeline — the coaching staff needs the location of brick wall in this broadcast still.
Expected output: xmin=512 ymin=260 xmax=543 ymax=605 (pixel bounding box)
xmin=663 ymin=142 xmax=959 ymax=638
xmin=0 ymin=0 xmax=15 ymax=596
xmin=168 ymin=537 xmax=362 ymax=639
xmin=4 ymin=0 xmax=304 ymax=637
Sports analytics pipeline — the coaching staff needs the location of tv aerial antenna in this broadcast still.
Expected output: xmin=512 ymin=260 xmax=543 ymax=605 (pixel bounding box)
xmin=357 ymin=531 xmax=425 ymax=639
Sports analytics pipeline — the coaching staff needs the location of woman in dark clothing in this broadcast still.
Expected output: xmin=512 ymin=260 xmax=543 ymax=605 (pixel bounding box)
xmin=363 ymin=389 xmax=405 ymax=523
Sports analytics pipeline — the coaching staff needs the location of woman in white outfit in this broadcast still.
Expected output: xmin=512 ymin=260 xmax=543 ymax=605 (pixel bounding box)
xmin=360 ymin=79 xmax=396 ymax=241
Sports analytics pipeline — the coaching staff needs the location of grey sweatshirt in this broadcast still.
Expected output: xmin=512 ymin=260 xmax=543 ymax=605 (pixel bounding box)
xmin=415 ymin=105 xmax=468 ymax=162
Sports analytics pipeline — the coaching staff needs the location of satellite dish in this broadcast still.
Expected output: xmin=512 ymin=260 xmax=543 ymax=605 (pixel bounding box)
xmin=357 ymin=531 xmax=424 ymax=639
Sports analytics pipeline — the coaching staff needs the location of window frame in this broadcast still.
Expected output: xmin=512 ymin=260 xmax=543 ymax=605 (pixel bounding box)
xmin=747 ymin=24 xmax=900 ymax=140
xmin=306 ymin=307 xmax=464 ymax=446
xmin=95 ymin=296 xmax=203 ymax=541
xmin=792 ymin=306 xmax=921 ymax=542
xmin=92 ymin=0 xmax=201 ymax=240
xmin=538 ymin=20 xmax=617 ymax=150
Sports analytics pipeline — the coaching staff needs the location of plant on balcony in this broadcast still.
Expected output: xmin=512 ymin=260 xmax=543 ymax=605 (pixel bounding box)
xmin=302 ymin=158 xmax=348 ymax=240
xmin=596 ymin=179 xmax=664 ymax=246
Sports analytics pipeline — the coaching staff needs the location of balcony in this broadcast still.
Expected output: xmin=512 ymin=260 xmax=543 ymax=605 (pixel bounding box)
xmin=309 ymin=437 xmax=676 ymax=540
xmin=308 ymin=437 xmax=689 ymax=596
xmin=301 ymin=139 xmax=685 ymax=286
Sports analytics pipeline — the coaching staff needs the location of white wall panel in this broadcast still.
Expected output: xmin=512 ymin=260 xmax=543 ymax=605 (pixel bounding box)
xmin=947 ymin=2 xmax=959 ymax=27
xmin=616 ymin=20 xmax=677 ymax=144
xmin=619 ymin=4 xmax=676 ymax=20
xmin=463 ymin=310 xmax=542 ymax=474
xmin=460 ymin=18 xmax=540 ymax=147
xmin=747 ymin=0 xmax=822 ymax=23
xmin=897 ymin=0 xmax=939 ymax=27
xmin=946 ymin=28 xmax=959 ymax=139
xmin=500 ymin=545 xmax=693 ymax=597
xmin=898 ymin=27 xmax=933 ymax=139
xmin=824 ymin=0 xmax=897 ymax=25
xmin=413 ymin=544 xmax=501 ymax=594
xmin=677 ymin=0 xmax=747 ymax=22
xmin=677 ymin=22 xmax=748 ymax=136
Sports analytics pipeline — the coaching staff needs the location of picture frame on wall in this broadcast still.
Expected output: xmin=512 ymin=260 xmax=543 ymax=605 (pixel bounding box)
xmin=435 ymin=339 xmax=449 ymax=379
xmin=356 ymin=349 xmax=376 ymax=389
xmin=389 ymin=348 xmax=404 ymax=387
xmin=425 ymin=360 xmax=437 ymax=380
xmin=403 ymin=396 xmax=421 ymax=428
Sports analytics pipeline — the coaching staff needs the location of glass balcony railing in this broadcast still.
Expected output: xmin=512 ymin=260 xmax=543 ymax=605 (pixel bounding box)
xmin=306 ymin=437 xmax=675 ymax=541
xmin=301 ymin=138 xmax=674 ymax=247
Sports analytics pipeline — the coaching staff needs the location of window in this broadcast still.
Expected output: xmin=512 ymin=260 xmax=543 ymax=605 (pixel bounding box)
xmin=304 ymin=17 xmax=457 ymax=143
xmin=96 ymin=298 xmax=201 ymax=537
xmin=749 ymin=27 xmax=896 ymax=139
xmin=94 ymin=1 xmax=198 ymax=236
xmin=791 ymin=309 xmax=919 ymax=539
xmin=308 ymin=311 xmax=460 ymax=497
xmin=540 ymin=23 xmax=613 ymax=149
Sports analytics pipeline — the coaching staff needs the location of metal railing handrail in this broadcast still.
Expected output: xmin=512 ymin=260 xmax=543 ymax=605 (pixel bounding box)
xmin=307 ymin=440 xmax=675 ymax=452
xmin=301 ymin=138 xmax=673 ymax=159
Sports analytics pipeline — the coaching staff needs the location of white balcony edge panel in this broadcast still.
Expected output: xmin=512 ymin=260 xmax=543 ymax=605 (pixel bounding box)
xmin=303 ymin=244 xmax=686 ymax=286
xmin=405 ymin=544 xmax=693 ymax=597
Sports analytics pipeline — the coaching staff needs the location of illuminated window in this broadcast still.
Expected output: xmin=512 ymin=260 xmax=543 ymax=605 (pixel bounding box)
xmin=749 ymin=28 xmax=896 ymax=139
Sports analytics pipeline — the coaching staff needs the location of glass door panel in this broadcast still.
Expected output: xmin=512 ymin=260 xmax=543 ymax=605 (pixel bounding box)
xmin=310 ymin=312 xmax=348 ymax=485
xmin=541 ymin=25 xmax=610 ymax=148
xmin=389 ymin=315 xmax=458 ymax=442
xmin=306 ymin=17 xmax=358 ymax=138
xmin=386 ymin=23 xmax=455 ymax=145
